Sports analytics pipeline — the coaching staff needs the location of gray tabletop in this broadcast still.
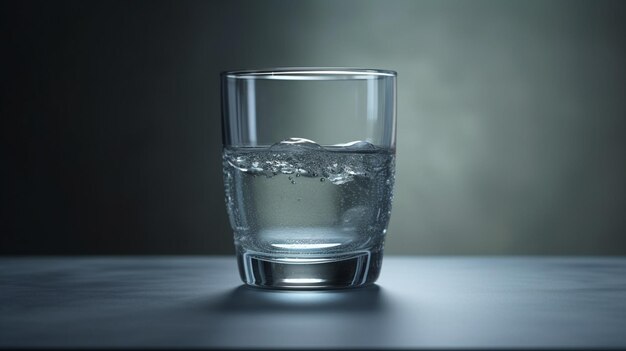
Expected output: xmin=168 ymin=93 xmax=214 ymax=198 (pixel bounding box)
xmin=1 ymin=257 xmax=625 ymax=348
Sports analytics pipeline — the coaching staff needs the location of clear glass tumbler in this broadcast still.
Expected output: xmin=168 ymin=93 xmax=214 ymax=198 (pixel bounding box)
xmin=221 ymin=68 xmax=396 ymax=289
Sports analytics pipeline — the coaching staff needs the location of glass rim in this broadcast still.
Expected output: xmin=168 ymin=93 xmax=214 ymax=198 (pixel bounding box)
xmin=221 ymin=67 xmax=397 ymax=80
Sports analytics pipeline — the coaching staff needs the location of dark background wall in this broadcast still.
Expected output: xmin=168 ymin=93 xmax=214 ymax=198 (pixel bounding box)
xmin=2 ymin=0 xmax=626 ymax=255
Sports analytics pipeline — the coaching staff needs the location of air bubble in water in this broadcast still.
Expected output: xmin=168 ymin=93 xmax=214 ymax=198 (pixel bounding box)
xmin=331 ymin=140 xmax=377 ymax=151
xmin=224 ymin=139 xmax=391 ymax=186
xmin=270 ymin=137 xmax=323 ymax=152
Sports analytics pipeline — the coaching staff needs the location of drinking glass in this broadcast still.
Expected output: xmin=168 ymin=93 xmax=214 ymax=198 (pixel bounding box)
xmin=221 ymin=68 xmax=396 ymax=289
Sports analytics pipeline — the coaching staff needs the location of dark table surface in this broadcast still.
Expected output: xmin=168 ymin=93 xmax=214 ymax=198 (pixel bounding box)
xmin=1 ymin=256 xmax=626 ymax=348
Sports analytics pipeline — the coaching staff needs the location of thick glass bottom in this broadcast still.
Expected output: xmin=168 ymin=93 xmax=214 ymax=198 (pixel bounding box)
xmin=236 ymin=249 xmax=383 ymax=289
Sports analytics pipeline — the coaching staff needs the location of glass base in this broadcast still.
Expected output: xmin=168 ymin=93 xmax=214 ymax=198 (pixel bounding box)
xmin=236 ymin=250 xmax=383 ymax=289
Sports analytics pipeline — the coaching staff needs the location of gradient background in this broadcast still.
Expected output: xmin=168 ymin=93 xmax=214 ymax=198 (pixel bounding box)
xmin=2 ymin=0 xmax=626 ymax=255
